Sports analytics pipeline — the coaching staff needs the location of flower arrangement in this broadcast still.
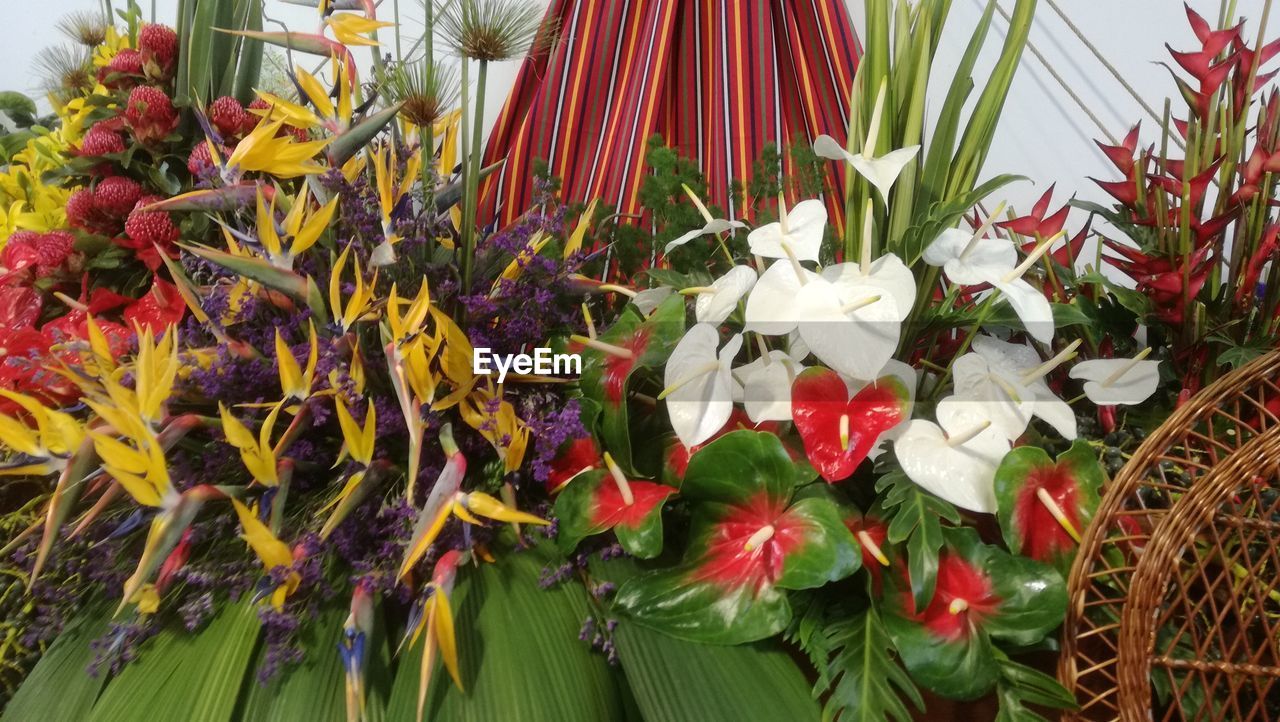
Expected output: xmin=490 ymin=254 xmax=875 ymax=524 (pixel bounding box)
xmin=1 ymin=0 xmax=1278 ymax=720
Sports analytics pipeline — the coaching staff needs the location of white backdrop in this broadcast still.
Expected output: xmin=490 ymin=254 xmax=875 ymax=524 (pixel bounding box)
xmin=2 ymin=0 xmax=1269 ymax=216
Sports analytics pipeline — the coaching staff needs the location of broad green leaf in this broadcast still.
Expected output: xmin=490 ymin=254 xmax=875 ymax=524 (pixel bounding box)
xmin=878 ymin=468 xmax=960 ymax=609
xmin=387 ymin=539 xmax=626 ymax=722
xmin=88 ymin=600 xmax=261 ymax=722
xmin=613 ymin=620 xmax=819 ymax=722
xmin=2 ymin=603 xmax=111 ymax=722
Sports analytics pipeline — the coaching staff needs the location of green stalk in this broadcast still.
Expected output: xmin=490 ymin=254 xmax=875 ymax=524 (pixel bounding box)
xmin=462 ymin=58 xmax=488 ymax=292
xmin=458 ymin=57 xmax=471 ymax=287
xmin=421 ymin=1 xmax=435 ymax=201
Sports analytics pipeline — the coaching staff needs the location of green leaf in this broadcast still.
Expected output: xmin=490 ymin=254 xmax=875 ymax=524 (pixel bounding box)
xmin=88 ymin=600 xmax=261 ymax=722
xmin=878 ymin=468 xmax=959 ymax=609
xmin=387 ymin=540 xmax=626 ymax=722
xmin=613 ymin=620 xmax=819 ymax=722
xmin=984 ymin=302 xmax=1091 ymax=333
xmin=327 ymin=104 xmax=405 ymax=167
xmin=897 ymin=173 xmax=1023 ymax=264
xmin=823 ymin=608 xmax=924 ymax=722
xmin=995 ymin=655 xmax=1077 ymax=714
xmin=681 ymin=429 xmax=811 ymax=502
xmin=2 ymin=603 xmax=112 ymax=722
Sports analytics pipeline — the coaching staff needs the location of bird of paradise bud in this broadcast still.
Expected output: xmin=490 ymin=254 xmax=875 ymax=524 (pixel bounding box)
xmin=369 ymin=142 xmax=422 ymax=266
xmin=329 ymin=243 xmax=379 ymax=333
xmin=254 ymin=186 xmax=339 ymax=270
xmin=118 ymin=485 xmax=228 ymax=615
xmin=231 ymin=498 xmax=301 ymax=611
xmin=400 ymin=550 xmax=464 ymax=722
xmin=397 ymin=425 xmax=548 ymax=583
xmin=340 ymin=578 xmax=375 ymax=722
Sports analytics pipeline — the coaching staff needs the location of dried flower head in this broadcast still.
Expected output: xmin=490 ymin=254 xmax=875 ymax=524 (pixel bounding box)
xmin=34 ymin=46 xmax=94 ymax=104
xmin=437 ymin=0 xmax=549 ymax=62
xmin=378 ymin=60 xmax=460 ymax=127
xmin=56 ymin=10 xmax=109 ymax=47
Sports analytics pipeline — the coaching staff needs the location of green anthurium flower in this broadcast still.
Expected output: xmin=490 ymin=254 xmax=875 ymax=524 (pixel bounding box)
xmin=575 ymin=295 xmax=685 ymax=474
xmin=882 ymin=527 xmax=1066 ymax=701
xmin=614 ymin=431 xmax=860 ymax=644
xmin=993 ymin=439 xmax=1104 ymax=571
xmin=554 ymin=453 xmax=677 ymax=559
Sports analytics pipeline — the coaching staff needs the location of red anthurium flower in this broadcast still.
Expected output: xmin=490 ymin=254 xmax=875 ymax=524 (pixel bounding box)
xmin=901 ymin=551 xmax=1000 ymax=641
xmin=791 ymin=368 xmax=911 ymax=483
xmin=0 ymin=286 xmax=42 ymax=332
xmin=554 ymin=452 xmax=676 ymax=559
xmin=615 ymin=431 xmax=859 ymax=644
xmin=993 ymin=440 xmax=1104 ymax=569
xmin=663 ymin=408 xmax=777 ymax=481
xmin=546 ymin=436 xmax=601 ymax=493
xmin=882 ymin=528 xmax=1066 ymax=701
xmin=123 ymin=278 xmax=186 ymax=332
xmin=996 ymin=184 xmax=1069 ymax=240
xmin=845 ymin=511 xmax=891 ymax=593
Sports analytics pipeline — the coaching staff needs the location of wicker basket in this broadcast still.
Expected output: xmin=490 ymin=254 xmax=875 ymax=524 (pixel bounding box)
xmin=1059 ymin=350 xmax=1280 ymax=721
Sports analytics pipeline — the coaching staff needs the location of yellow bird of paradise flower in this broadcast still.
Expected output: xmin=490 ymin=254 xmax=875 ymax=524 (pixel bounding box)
xmin=231 ymin=498 xmax=300 ymax=611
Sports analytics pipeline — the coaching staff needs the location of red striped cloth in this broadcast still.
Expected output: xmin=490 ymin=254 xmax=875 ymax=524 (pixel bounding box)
xmin=478 ymin=0 xmax=861 ymax=239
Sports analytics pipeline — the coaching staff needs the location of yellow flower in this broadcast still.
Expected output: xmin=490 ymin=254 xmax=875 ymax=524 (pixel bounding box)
xmin=326 ymin=13 xmax=393 ymax=47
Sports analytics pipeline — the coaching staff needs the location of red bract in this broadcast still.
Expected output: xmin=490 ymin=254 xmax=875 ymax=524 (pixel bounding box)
xmin=123 ymin=278 xmax=186 ymax=332
xmin=900 ymin=552 xmax=999 ymax=641
xmin=688 ymin=492 xmax=806 ymax=595
xmin=1095 ymin=123 xmax=1141 ymax=176
xmin=546 ymin=436 xmax=601 ymax=492
xmin=997 ymin=184 xmax=1069 ymax=239
xmin=791 ymin=368 xmax=910 ymax=483
xmin=124 ymin=86 xmax=179 ymax=144
xmin=603 ymin=328 xmax=649 ymax=404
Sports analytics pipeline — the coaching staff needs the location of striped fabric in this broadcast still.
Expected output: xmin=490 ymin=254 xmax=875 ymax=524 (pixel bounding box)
xmin=478 ymin=0 xmax=862 ymax=239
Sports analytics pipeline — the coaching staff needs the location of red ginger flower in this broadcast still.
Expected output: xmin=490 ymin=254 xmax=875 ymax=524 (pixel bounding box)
xmin=124 ymin=86 xmax=178 ymax=144
xmin=997 ymin=184 xmax=1070 ymax=240
xmin=138 ymin=24 xmax=178 ymax=79
xmin=94 ymin=176 xmax=143 ymax=218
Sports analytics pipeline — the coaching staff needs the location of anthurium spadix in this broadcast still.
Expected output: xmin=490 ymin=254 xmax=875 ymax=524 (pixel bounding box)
xmin=994 ymin=440 xmax=1104 ymax=570
xmin=553 ymin=452 xmax=677 ymax=558
xmin=746 ymin=197 xmax=826 ymax=263
xmin=1068 ymin=350 xmax=1161 ymax=406
xmin=883 ymin=528 xmax=1066 ymax=700
xmin=895 ymin=400 xmax=1012 ymax=514
xmin=812 ymin=81 xmax=919 ymax=202
xmin=790 ymin=368 xmax=911 ymax=482
xmin=685 ymin=265 xmax=756 ymax=324
xmin=661 ymin=324 xmax=742 ymax=448
xmin=615 ymin=431 xmax=859 ymax=644
xmin=664 ymin=184 xmax=747 ymax=252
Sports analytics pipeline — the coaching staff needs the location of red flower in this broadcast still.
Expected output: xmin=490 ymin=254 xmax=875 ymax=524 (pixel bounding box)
xmin=688 ymin=492 xmax=807 ymax=595
xmin=138 ymin=24 xmax=178 ymax=80
xmin=546 ymin=436 xmax=601 ymax=493
xmin=900 ymin=552 xmax=1000 ymax=641
xmin=79 ymin=125 xmax=126 ymax=157
xmin=95 ymin=176 xmax=144 ymax=219
xmin=997 ymin=184 xmax=1070 ymax=240
xmin=123 ymin=278 xmax=186 ymax=332
xmin=124 ymin=86 xmax=179 ymax=144
xmin=209 ymin=96 xmax=250 ymax=139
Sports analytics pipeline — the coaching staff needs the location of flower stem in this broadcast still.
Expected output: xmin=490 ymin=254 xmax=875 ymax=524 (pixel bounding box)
xmin=461 ymin=59 xmax=489 ymax=293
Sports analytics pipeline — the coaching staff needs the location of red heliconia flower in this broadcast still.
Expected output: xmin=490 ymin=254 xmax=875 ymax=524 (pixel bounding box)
xmin=997 ymin=184 xmax=1070 ymax=240
xmin=900 ymin=552 xmax=1000 ymax=641
xmin=1148 ymin=157 xmax=1223 ymax=209
xmin=209 ymin=96 xmax=250 ymax=139
xmin=94 ymin=176 xmax=144 ymax=218
xmin=124 ymin=86 xmax=179 ymax=144
xmin=1095 ymin=124 xmax=1141 ymax=177
xmin=1237 ymin=224 xmax=1280 ymax=306
xmin=546 ymin=436 xmax=601 ymax=493
xmin=138 ymin=24 xmax=178 ymax=79
xmin=1092 ymin=174 xmax=1140 ymax=207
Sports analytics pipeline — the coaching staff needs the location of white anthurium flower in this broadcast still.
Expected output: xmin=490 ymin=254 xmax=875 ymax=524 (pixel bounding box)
xmin=950 ymin=352 xmax=1034 ymax=440
xmin=632 ymin=286 xmax=674 ymax=315
xmin=848 ymin=359 xmax=918 ymax=459
xmin=968 ymin=335 xmax=1079 ymax=439
xmin=786 ymin=330 xmax=811 ymax=362
xmin=921 ymin=204 xmax=1016 ymax=286
xmin=793 ymin=274 xmax=900 ymax=381
xmin=665 ymin=184 xmax=748 ymax=252
xmin=1069 ymin=349 xmax=1160 ymax=406
xmin=897 ymin=399 xmax=1011 ymax=514
xmin=822 ymin=256 xmax=916 ymax=322
xmin=812 ymin=81 xmax=919 ymax=202
xmin=744 ymin=259 xmax=820 ymax=335
xmin=733 ymin=349 xmax=806 ymax=423
xmin=746 ymin=197 xmax=827 ymax=263
xmin=684 ymin=265 xmax=757 ymax=324
xmin=990 ymin=277 xmax=1055 ymax=345
xmin=661 ymin=325 xmax=744 ymax=447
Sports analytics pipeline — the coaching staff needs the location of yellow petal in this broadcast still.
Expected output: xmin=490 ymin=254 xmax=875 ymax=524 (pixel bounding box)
xmin=397 ymin=503 xmax=453 ymax=581
xmin=463 ymin=492 xmax=549 ymax=526
xmin=231 ymin=498 xmax=292 ymax=570
xmin=434 ymin=590 xmax=462 ymax=691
